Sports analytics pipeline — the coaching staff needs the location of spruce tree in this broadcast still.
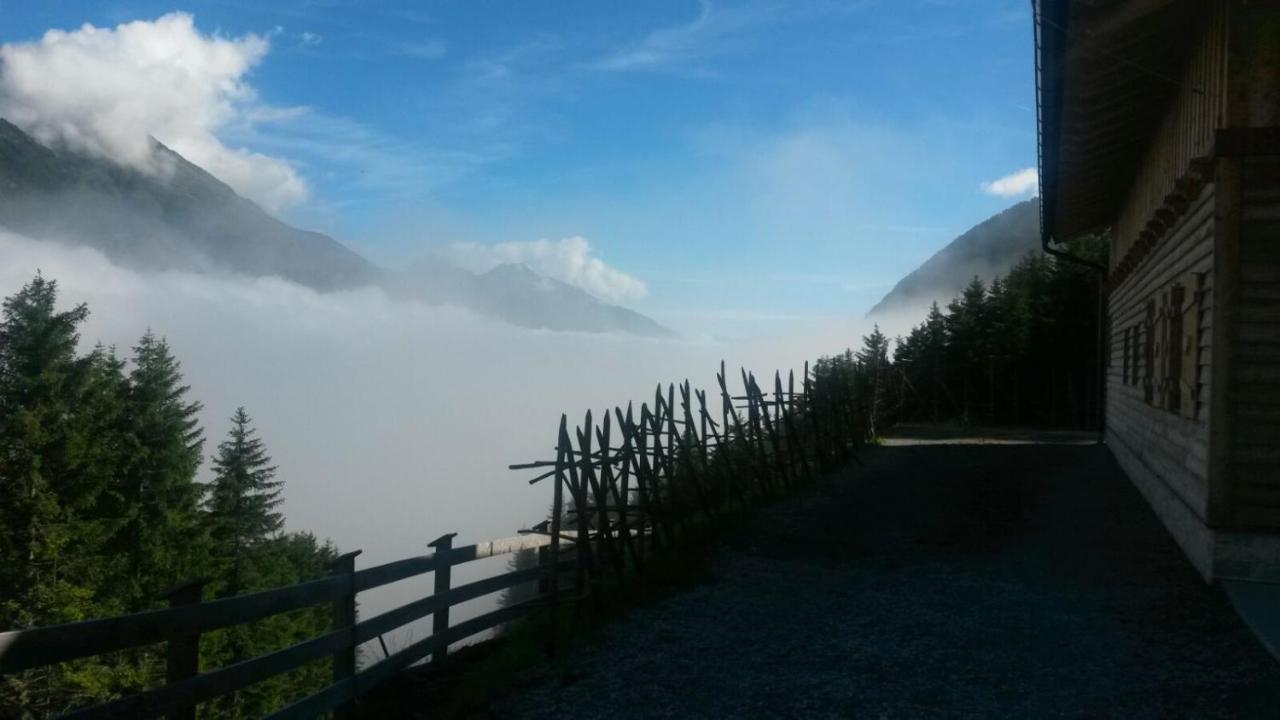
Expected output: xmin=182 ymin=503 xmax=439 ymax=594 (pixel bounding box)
xmin=855 ymin=325 xmax=891 ymax=437
xmin=112 ymin=331 xmax=206 ymax=608
xmin=206 ymin=407 xmax=284 ymax=600
xmin=0 ymin=276 xmax=130 ymax=715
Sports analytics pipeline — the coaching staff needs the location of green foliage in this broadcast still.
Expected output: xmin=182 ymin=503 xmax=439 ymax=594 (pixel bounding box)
xmin=205 ymin=407 xmax=285 ymax=600
xmin=892 ymin=238 xmax=1106 ymax=428
xmin=855 ymin=324 xmax=891 ymax=436
xmin=0 ymin=276 xmax=339 ymax=719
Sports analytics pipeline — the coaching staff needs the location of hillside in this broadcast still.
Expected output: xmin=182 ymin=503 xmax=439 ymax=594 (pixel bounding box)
xmin=0 ymin=118 xmax=671 ymax=336
xmin=0 ymin=118 xmax=380 ymax=291
xmin=868 ymin=199 xmax=1039 ymax=316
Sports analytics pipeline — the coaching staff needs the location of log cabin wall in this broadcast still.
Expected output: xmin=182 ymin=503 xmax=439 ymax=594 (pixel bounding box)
xmin=1105 ymin=0 xmax=1280 ymax=581
xmin=1101 ymin=4 xmax=1229 ymax=581
xmin=1206 ymin=0 xmax=1280 ymax=581
xmin=1112 ymin=2 xmax=1229 ymax=269
xmin=1107 ymin=184 xmax=1217 ymax=578
xmin=1225 ymin=156 xmax=1280 ymax=529
xmin=1041 ymin=0 xmax=1280 ymax=582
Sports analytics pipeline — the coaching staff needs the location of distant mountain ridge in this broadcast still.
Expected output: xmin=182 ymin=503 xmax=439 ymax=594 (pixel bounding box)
xmin=0 ymin=118 xmax=671 ymax=336
xmin=868 ymin=199 xmax=1040 ymax=316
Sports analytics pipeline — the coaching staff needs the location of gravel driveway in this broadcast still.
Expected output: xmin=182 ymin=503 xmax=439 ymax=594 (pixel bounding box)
xmin=499 ymin=429 xmax=1280 ymax=719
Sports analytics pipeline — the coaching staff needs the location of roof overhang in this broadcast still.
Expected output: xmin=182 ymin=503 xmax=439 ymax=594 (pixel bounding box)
xmin=1035 ymin=0 xmax=1201 ymax=245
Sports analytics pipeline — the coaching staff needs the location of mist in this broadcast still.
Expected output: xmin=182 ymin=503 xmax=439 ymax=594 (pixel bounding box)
xmin=0 ymin=228 xmax=902 ymax=645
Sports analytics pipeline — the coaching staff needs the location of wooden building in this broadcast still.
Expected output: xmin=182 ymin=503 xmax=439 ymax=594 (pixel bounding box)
xmin=1036 ymin=0 xmax=1280 ymax=582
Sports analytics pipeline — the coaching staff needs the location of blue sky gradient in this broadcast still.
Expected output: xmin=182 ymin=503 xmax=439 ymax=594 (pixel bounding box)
xmin=1 ymin=0 xmax=1040 ymax=336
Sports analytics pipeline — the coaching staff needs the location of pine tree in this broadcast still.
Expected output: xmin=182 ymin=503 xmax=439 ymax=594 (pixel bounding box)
xmin=945 ymin=277 xmax=988 ymax=423
xmin=855 ymin=325 xmax=891 ymax=437
xmin=922 ymin=302 xmax=948 ymax=422
xmin=206 ymin=407 xmax=284 ymax=600
xmin=202 ymin=411 xmax=342 ymax=718
xmin=0 ymin=276 xmax=130 ymax=715
xmin=111 ymin=331 xmax=206 ymax=608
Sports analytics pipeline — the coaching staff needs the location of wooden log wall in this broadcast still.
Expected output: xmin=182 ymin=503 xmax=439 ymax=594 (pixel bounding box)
xmin=1113 ymin=1 xmax=1228 ymax=267
xmin=1229 ymin=154 xmax=1280 ymax=529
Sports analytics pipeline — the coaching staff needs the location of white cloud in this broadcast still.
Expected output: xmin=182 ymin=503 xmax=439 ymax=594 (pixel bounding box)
xmin=446 ymin=236 xmax=648 ymax=302
xmin=981 ymin=167 xmax=1039 ymax=197
xmin=300 ymin=32 xmax=323 ymax=47
xmin=390 ymin=38 xmax=447 ymax=59
xmin=0 ymin=12 xmax=308 ymax=211
xmin=1 ymin=229 xmax=863 ymax=641
xmin=593 ymin=0 xmax=714 ymax=71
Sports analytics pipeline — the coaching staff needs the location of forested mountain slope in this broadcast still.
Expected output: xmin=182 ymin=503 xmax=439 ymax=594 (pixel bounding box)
xmin=0 ymin=118 xmax=671 ymax=336
xmin=869 ymin=199 xmax=1040 ymax=316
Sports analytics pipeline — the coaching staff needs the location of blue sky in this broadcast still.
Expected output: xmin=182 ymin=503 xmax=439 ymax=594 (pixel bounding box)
xmin=0 ymin=0 xmax=1040 ymax=336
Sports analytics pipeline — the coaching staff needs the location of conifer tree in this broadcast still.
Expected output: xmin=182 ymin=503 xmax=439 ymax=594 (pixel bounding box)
xmin=855 ymin=324 xmax=891 ymax=437
xmin=0 ymin=276 xmax=130 ymax=715
xmin=111 ymin=331 xmax=206 ymax=608
xmin=206 ymin=407 xmax=284 ymax=600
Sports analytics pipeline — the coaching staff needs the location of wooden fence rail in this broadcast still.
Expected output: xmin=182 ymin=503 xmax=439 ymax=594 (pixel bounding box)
xmin=0 ymin=532 xmax=576 ymax=719
xmin=0 ymin=357 xmax=869 ymax=718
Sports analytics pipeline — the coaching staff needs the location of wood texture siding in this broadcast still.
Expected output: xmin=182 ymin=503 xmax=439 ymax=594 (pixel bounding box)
xmin=1114 ymin=3 xmax=1228 ymax=267
xmin=1107 ymin=187 xmax=1216 ymax=525
xmin=1231 ymin=155 xmax=1280 ymax=528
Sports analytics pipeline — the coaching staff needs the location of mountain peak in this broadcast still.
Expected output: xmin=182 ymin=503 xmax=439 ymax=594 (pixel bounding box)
xmin=868 ymin=198 xmax=1039 ymax=316
xmin=1 ymin=118 xmax=672 ymax=337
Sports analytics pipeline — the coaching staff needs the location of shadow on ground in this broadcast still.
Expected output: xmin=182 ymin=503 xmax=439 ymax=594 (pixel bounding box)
xmin=498 ymin=428 xmax=1280 ymax=719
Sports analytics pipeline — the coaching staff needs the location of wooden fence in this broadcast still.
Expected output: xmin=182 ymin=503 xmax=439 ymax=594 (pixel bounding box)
xmin=0 ymin=358 xmax=868 ymax=718
xmin=509 ymin=360 xmax=868 ymax=616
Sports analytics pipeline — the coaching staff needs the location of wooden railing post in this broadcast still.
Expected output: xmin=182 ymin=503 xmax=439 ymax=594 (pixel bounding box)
xmin=328 ymin=549 xmax=362 ymax=720
xmin=158 ymin=577 xmax=207 ymax=720
xmin=547 ymin=415 xmax=568 ymax=655
xmin=429 ymin=533 xmax=457 ymax=665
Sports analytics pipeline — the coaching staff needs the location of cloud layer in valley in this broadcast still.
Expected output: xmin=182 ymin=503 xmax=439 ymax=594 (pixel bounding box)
xmin=981 ymin=167 xmax=1038 ymax=197
xmin=0 ymin=229 xmax=884 ymax=636
xmin=0 ymin=13 xmax=307 ymax=211
xmin=446 ymin=236 xmax=648 ymax=302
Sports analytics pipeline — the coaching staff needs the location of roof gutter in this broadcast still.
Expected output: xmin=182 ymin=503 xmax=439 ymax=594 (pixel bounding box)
xmin=1032 ymin=0 xmax=1108 ymax=274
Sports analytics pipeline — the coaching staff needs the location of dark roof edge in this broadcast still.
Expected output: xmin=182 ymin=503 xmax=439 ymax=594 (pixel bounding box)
xmin=1033 ymin=0 xmax=1071 ymax=247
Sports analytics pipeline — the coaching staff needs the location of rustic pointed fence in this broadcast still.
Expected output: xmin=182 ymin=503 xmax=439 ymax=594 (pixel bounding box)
xmin=0 ymin=357 xmax=868 ymax=718
xmin=506 ymin=359 xmax=867 ymax=615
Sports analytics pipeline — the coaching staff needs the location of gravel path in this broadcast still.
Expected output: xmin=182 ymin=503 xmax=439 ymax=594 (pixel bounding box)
xmin=500 ymin=430 xmax=1280 ymax=719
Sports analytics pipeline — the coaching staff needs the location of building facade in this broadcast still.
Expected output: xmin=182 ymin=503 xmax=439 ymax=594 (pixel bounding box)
xmin=1036 ymin=0 xmax=1280 ymax=581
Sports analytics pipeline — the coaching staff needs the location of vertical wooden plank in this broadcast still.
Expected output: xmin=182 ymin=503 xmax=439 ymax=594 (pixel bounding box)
xmin=1208 ymin=153 xmax=1240 ymax=526
xmin=741 ymin=368 xmax=773 ymax=497
xmin=715 ymin=363 xmax=744 ymax=496
xmin=428 ymin=534 xmax=456 ymax=665
xmin=158 ymin=578 xmax=207 ymax=720
xmin=676 ymin=379 xmax=715 ymax=522
xmin=545 ymin=415 xmax=568 ymax=656
xmin=328 ymin=549 xmax=362 ymax=720
xmin=805 ymin=361 xmax=825 ymax=469
xmin=580 ymin=416 xmax=625 ymax=585
xmin=635 ymin=404 xmax=661 ymax=548
xmin=562 ymin=415 xmax=593 ymax=601
xmin=779 ymin=371 xmax=814 ymax=485
xmin=753 ymin=372 xmax=792 ymax=492
xmin=610 ymin=405 xmax=641 ymax=572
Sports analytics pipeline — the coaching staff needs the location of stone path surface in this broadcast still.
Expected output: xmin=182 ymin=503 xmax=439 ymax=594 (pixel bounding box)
xmin=500 ymin=428 xmax=1280 ymax=719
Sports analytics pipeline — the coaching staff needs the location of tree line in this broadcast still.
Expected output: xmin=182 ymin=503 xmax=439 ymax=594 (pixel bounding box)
xmin=2 ymin=239 xmax=1104 ymax=715
xmin=863 ymin=236 xmax=1106 ymax=431
xmin=0 ymin=275 xmax=337 ymax=719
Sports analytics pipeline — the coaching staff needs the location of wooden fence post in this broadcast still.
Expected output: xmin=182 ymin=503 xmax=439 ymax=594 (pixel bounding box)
xmin=546 ymin=415 xmax=567 ymax=657
xmin=158 ymin=578 xmax=207 ymax=720
xmin=328 ymin=549 xmax=362 ymax=720
xmin=429 ymin=533 xmax=457 ymax=665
